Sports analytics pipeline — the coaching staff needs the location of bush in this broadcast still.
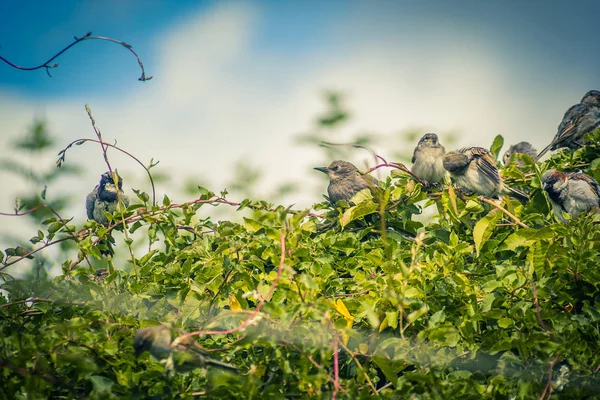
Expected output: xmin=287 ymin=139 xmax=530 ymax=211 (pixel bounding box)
xmin=1 ymin=123 xmax=600 ymax=399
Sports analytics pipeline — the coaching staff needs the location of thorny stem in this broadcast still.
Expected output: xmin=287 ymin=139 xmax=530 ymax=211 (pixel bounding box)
xmin=0 ymin=31 xmax=152 ymax=81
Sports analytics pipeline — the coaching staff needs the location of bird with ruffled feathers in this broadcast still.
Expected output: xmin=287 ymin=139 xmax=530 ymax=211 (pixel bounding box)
xmin=443 ymin=147 xmax=529 ymax=202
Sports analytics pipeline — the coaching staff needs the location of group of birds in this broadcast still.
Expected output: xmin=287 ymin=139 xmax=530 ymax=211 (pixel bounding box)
xmin=316 ymin=90 xmax=600 ymax=223
xmin=84 ymin=91 xmax=600 ymax=375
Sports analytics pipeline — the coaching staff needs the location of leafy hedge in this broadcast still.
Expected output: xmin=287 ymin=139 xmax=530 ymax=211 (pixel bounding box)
xmin=2 ymin=130 xmax=600 ymax=399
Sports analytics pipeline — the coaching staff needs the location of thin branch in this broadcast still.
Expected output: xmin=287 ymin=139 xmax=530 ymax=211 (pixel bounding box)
xmin=1 ymin=297 xmax=54 ymax=308
xmin=332 ymin=334 xmax=340 ymax=400
xmin=529 ymin=279 xmax=552 ymax=337
xmin=58 ymin=137 xmax=156 ymax=207
xmin=0 ymin=31 xmax=152 ymax=81
xmin=84 ymin=105 xmax=139 ymax=276
xmin=478 ymin=196 xmax=530 ymax=229
xmin=337 ymin=339 xmax=379 ymax=397
xmin=539 ymin=354 xmax=560 ymax=400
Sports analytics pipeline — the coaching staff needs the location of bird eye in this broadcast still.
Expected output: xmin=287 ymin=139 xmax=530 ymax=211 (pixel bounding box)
xmin=332 ymin=166 xmax=339 ymax=171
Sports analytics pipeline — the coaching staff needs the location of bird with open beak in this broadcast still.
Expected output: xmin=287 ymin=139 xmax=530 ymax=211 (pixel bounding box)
xmin=86 ymin=170 xmax=130 ymax=225
xmin=133 ymin=326 xmax=238 ymax=374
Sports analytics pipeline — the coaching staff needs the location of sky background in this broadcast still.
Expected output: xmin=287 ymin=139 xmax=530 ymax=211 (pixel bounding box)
xmin=1 ymin=0 xmax=600 ymax=249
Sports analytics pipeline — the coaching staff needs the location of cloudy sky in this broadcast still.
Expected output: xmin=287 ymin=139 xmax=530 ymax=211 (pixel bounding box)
xmin=1 ymin=0 xmax=599 ymax=244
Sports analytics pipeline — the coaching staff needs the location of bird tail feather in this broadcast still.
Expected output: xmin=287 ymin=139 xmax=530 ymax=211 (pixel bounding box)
xmin=504 ymin=186 xmax=529 ymax=203
xmin=206 ymin=358 xmax=239 ymax=373
xmin=533 ymin=143 xmax=553 ymax=162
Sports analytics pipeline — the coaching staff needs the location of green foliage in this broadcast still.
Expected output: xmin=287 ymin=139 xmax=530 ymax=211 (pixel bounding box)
xmin=2 ymin=121 xmax=600 ymax=399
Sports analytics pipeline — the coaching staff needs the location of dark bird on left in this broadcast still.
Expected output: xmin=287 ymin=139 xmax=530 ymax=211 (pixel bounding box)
xmin=86 ymin=171 xmax=130 ymax=225
xmin=535 ymin=90 xmax=600 ymax=161
xmin=133 ymin=326 xmax=239 ymax=374
xmin=443 ymin=147 xmax=529 ymax=202
xmin=503 ymin=142 xmax=537 ymax=166
xmin=314 ymin=160 xmax=378 ymax=204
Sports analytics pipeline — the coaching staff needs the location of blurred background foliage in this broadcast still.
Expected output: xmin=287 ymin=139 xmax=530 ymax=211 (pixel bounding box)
xmin=1 ymin=97 xmax=600 ymax=399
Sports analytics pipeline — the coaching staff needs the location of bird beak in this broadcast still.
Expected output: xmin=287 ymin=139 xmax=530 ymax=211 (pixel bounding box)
xmin=314 ymin=167 xmax=330 ymax=174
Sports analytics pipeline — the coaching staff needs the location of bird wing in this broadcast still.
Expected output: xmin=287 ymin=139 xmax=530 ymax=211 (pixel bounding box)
xmin=571 ymin=173 xmax=600 ymax=204
xmin=411 ymin=146 xmax=418 ymax=164
xmin=470 ymin=147 xmax=500 ymax=186
xmin=85 ymin=186 xmax=99 ymax=220
xmin=555 ymin=103 xmax=592 ymax=144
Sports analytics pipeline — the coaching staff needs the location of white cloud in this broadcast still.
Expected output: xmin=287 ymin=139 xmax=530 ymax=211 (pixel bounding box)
xmin=0 ymin=2 xmax=590 ymax=266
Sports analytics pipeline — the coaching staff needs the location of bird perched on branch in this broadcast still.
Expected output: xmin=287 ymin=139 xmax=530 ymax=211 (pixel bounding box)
xmin=133 ymin=326 xmax=238 ymax=374
xmin=314 ymin=160 xmax=378 ymax=204
xmin=86 ymin=171 xmax=130 ymax=256
xmin=535 ymin=90 xmax=600 ymax=161
xmin=86 ymin=171 xmax=130 ymax=225
xmin=503 ymin=142 xmax=537 ymax=166
xmin=443 ymin=147 xmax=529 ymax=202
xmin=411 ymin=133 xmax=446 ymax=185
xmin=541 ymin=169 xmax=600 ymax=223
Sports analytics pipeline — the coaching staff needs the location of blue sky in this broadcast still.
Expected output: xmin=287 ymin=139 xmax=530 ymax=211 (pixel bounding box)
xmin=1 ymin=0 xmax=600 ymax=247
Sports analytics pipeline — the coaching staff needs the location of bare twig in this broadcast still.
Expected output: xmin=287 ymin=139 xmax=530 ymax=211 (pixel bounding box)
xmin=478 ymin=196 xmax=530 ymax=229
xmin=338 ymin=339 xmax=379 ymax=397
xmin=84 ymin=105 xmax=139 ymax=277
xmin=332 ymin=334 xmax=340 ymax=400
xmin=0 ymin=31 xmax=152 ymax=81
xmin=58 ymin=137 xmax=157 ymax=207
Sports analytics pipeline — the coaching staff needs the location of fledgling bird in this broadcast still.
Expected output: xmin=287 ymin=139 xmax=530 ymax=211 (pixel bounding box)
xmin=314 ymin=160 xmax=378 ymax=204
xmin=503 ymin=142 xmax=537 ymax=166
xmin=535 ymin=90 xmax=600 ymax=161
xmin=411 ymin=133 xmax=446 ymax=184
xmin=133 ymin=326 xmax=239 ymax=374
xmin=443 ymin=147 xmax=529 ymax=202
xmin=86 ymin=171 xmax=130 ymax=225
xmin=541 ymin=169 xmax=600 ymax=223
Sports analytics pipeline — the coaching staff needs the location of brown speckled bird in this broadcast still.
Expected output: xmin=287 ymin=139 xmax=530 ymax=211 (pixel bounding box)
xmin=443 ymin=147 xmax=528 ymax=202
xmin=314 ymin=160 xmax=378 ymax=204
xmin=535 ymin=90 xmax=600 ymax=161
xmin=503 ymin=142 xmax=537 ymax=166
xmin=541 ymin=169 xmax=600 ymax=223
xmin=411 ymin=133 xmax=446 ymax=184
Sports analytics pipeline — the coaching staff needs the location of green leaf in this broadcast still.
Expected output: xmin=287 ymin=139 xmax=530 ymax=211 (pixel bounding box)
xmin=473 ymin=209 xmax=501 ymax=256
xmin=490 ymin=135 xmax=504 ymax=160
xmin=340 ymin=200 xmax=377 ymax=228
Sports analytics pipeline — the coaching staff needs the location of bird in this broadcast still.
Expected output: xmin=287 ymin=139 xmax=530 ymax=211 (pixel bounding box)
xmin=535 ymin=90 xmax=600 ymax=161
xmin=443 ymin=147 xmax=529 ymax=202
xmin=411 ymin=133 xmax=446 ymax=184
xmin=314 ymin=160 xmax=378 ymax=204
xmin=86 ymin=171 xmax=130 ymax=225
xmin=503 ymin=142 xmax=537 ymax=166
xmin=133 ymin=326 xmax=239 ymax=374
xmin=541 ymin=169 xmax=600 ymax=223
